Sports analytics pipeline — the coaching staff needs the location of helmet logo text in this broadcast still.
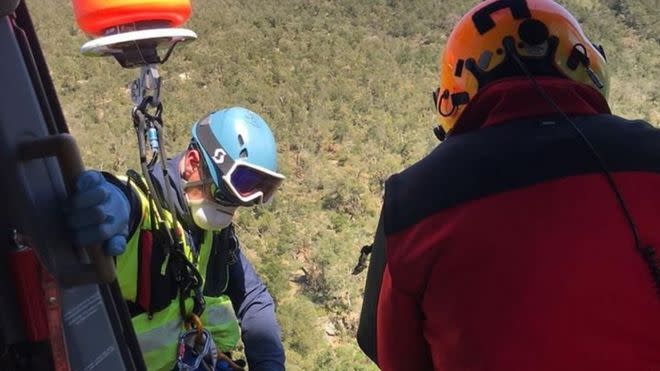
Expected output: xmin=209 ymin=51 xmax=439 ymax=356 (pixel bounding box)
xmin=212 ymin=148 xmax=227 ymax=164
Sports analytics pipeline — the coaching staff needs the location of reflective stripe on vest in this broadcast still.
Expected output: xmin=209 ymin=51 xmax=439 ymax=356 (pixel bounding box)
xmin=138 ymin=317 xmax=181 ymax=354
xmin=115 ymin=175 xmax=241 ymax=371
xmin=133 ymin=294 xmax=240 ymax=371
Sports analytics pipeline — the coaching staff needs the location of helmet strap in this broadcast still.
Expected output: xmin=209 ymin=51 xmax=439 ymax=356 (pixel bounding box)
xmin=566 ymin=43 xmax=605 ymax=89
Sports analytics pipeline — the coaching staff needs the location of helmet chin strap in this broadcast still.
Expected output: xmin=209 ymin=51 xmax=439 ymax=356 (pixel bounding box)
xmin=566 ymin=43 xmax=605 ymax=89
xmin=178 ymin=178 xmax=197 ymax=228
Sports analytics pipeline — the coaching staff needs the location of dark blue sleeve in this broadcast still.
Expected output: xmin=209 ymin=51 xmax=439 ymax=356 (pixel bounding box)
xmin=227 ymin=247 xmax=285 ymax=371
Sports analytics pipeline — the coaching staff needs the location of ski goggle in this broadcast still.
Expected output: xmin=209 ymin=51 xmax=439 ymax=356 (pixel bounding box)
xmin=192 ymin=119 xmax=285 ymax=206
xmin=209 ymin=160 xmax=284 ymax=206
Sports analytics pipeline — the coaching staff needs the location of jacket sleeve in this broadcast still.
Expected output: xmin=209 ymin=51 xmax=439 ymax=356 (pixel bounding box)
xmin=376 ymin=263 xmax=433 ymax=371
xmin=356 ymin=209 xmax=386 ymax=364
xmin=226 ymin=247 xmax=285 ymax=371
xmin=374 ymin=175 xmax=433 ymax=370
xmin=102 ymin=171 xmax=143 ymax=238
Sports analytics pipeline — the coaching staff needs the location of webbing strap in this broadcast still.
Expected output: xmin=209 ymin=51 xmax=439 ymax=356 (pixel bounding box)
xmin=41 ymin=261 xmax=71 ymax=371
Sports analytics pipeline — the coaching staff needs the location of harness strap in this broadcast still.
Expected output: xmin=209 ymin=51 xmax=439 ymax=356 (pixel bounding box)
xmin=137 ymin=229 xmax=153 ymax=313
xmin=125 ymin=169 xmax=205 ymax=322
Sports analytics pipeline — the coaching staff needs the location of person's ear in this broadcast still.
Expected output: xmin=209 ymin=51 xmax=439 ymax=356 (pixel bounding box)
xmin=183 ymin=149 xmax=202 ymax=181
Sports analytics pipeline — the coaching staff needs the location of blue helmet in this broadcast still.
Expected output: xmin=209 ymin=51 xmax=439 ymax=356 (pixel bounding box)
xmin=191 ymin=107 xmax=284 ymax=205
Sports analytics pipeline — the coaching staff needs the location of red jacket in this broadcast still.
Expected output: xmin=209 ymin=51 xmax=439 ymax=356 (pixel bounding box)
xmin=358 ymin=78 xmax=660 ymax=371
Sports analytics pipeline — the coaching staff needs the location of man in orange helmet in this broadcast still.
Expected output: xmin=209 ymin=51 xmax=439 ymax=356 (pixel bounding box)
xmin=356 ymin=0 xmax=660 ymax=370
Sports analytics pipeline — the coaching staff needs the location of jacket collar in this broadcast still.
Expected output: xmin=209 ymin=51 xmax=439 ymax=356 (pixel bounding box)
xmin=450 ymin=77 xmax=611 ymax=136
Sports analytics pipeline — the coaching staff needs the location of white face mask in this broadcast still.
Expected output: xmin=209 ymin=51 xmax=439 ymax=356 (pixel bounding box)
xmin=186 ymin=197 xmax=237 ymax=231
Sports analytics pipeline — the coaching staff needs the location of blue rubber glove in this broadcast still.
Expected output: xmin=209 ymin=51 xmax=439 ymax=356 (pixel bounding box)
xmin=66 ymin=170 xmax=130 ymax=256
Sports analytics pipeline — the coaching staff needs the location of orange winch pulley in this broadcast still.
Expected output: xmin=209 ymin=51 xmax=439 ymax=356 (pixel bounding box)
xmin=72 ymin=0 xmax=192 ymax=36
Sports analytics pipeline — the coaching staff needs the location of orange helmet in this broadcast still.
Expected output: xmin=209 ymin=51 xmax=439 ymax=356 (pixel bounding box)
xmin=434 ymin=0 xmax=609 ymax=137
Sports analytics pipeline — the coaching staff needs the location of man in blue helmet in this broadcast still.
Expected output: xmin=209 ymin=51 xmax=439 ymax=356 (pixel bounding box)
xmin=65 ymin=107 xmax=286 ymax=371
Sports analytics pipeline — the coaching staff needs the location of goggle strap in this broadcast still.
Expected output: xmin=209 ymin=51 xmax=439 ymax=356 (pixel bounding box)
xmin=181 ymin=179 xmax=212 ymax=191
xmin=194 ymin=121 xmax=235 ymax=178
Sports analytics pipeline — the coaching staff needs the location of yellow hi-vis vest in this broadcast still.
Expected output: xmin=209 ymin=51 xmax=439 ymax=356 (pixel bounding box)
xmin=115 ymin=175 xmax=241 ymax=371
